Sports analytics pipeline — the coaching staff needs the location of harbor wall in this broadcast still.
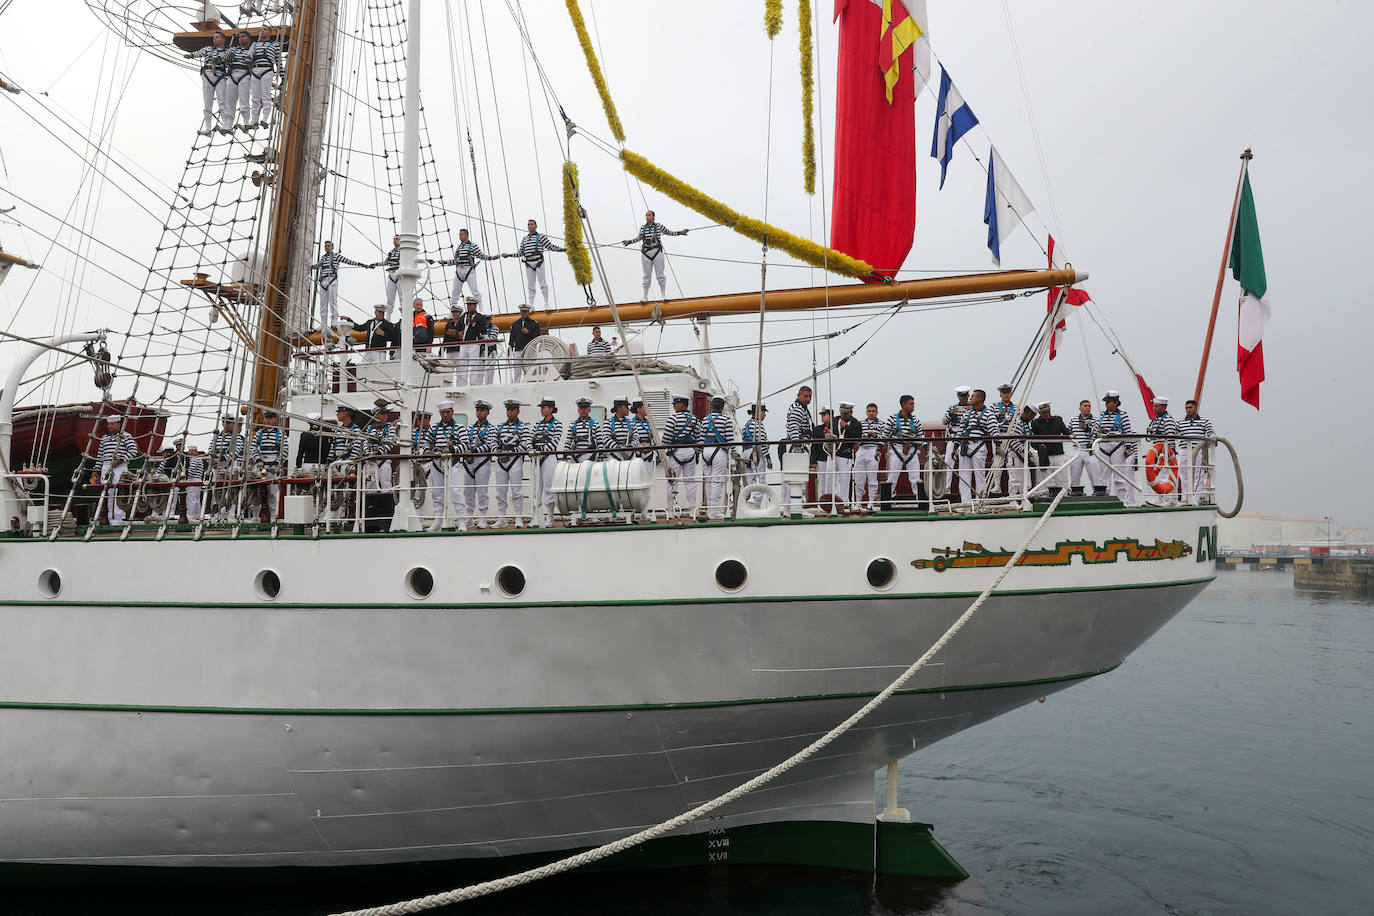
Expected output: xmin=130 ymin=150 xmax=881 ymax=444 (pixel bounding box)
xmin=1292 ymin=557 xmax=1374 ymax=593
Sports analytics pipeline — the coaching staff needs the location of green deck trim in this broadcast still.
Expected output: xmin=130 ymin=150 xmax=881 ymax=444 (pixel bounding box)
xmin=6 ymin=501 xmax=1219 ymax=543
xmin=0 ymin=574 xmax=1216 ymax=610
xmin=0 ymin=662 xmax=1118 ymax=717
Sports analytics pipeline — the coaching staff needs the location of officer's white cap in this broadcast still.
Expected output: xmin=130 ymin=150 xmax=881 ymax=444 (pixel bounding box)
xmin=373 ymin=304 xmax=385 ymax=311
xmin=518 ymin=303 xmax=531 ymax=311
xmin=1152 ymin=395 xmax=1169 ymax=406
xmin=613 ymin=394 xmax=631 ymax=405
xmin=306 ymin=412 xmax=321 ymax=421
xmin=955 ymin=385 xmax=972 ymax=394
xmin=576 ymin=396 xmax=593 ymax=407
xmin=1037 ymin=400 xmax=1052 ymax=410
xmin=474 ymin=398 xmax=492 ymax=410
xmin=504 ymin=398 xmax=521 ymax=408
xmin=437 ymin=399 xmax=455 ymax=410
xmin=1103 ymin=389 xmax=1121 ymax=401
xmin=334 ymin=403 xmax=352 ymax=413
xmin=839 ymin=400 xmax=855 ymax=410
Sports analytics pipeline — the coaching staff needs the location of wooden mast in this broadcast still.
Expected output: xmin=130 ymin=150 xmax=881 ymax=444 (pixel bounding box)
xmin=1193 ymin=148 xmax=1252 ymax=405
xmin=249 ymin=1 xmax=321 ymax=415
xmin=296 ymin=266 xmax=1088 ymax=346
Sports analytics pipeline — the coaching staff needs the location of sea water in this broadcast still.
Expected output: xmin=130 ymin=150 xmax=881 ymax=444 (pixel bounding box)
xmin=13 ymin=571 xmax=1373 ymax=915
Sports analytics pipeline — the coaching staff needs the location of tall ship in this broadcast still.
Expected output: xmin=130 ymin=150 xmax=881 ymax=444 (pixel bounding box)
xmin=0 ymin=0 xmax=1242 ymax=891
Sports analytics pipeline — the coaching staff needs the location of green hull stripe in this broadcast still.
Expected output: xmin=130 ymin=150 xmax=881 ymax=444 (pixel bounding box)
xmin=7 ymin=502 xmax=1218 ymax=543
xmin=0 ymin=574 xmax=1215 ymax=611
xmin=0 ymin=663 xmax=1119 ymax=717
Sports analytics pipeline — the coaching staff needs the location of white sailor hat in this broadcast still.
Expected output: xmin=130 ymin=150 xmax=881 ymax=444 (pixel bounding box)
xmin=465 ymin=296 xmax=478 ymax=305
xmin=221 ymin=413 xmax=237 ymax=422
xmin=474 ymin=398 xmax=492 ymax=410
xmin=504 ymin=398 xmax=521 ymax=408
xmin=671 ymin=394 xmax=690 ymax=405
xmin=710 ymin=395 xmax=726 ymax=409
xmin=1103 ymin=389 xmax=1121 ymax=401
xmin=998 ymin=383 xmax=1014 ymax=392
xmin=518 ymin=303 xmax=531 ymax=311
xmin=576 ymin=396 xmax=593 ymax=407
xmin=185 ymin=443 xmax=200 ymax=451
xmin=104 ymin=414 xmax=122 ymax=423
xmin=838 ymin=400 xmax=855 ymax=410
xmin=955 ymin=385 xmax=972 ymax=395
xmin=417 ymin=410 xmax=432 ymax=418
xmin=334 ymin=403 xmax=353 ymax=413
xmin=1152 ymin=395 xmax=1169 ymax=406
xmin=437 ymin=399 xmax=455 ymax=410
xmin=306 ymin=412 xmax=322 ymax=421
xmin=1036 ymin=400 xmax=1052 ymax=410
xmin=373 ymin=303 xmax=385 ymax=312
xmin=612 ymin=394 xmax=631 ymax=406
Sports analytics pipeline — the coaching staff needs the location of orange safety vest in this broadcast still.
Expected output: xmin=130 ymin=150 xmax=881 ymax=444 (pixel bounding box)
xmin=412 ymin=309 xmax=429 ymax=328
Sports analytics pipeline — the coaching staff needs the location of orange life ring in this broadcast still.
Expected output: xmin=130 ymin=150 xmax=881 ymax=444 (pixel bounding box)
xmin=1144 ymin=441 xmax=1179 ymax=494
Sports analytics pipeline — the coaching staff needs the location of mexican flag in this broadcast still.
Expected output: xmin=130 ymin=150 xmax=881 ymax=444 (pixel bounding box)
xmin=1230 ymin=173 xmax=1268 ymax=409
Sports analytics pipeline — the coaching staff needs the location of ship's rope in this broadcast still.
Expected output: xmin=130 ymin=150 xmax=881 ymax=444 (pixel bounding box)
xmin=330 ymin=487 xmax=1069 ymax=916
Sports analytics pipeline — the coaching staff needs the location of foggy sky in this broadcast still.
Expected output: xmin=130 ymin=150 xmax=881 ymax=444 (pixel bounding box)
xmin=0 ymin=1 xmax=1368 ymax=532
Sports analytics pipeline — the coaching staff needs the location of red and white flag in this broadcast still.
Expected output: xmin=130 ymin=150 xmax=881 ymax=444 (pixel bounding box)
xmin=1046 ymin=234 xmax=1089 ymax=360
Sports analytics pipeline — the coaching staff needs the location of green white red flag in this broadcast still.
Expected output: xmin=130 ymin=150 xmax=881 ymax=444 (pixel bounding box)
xmin=1230 ymin=173 xmax=1268 ymax=409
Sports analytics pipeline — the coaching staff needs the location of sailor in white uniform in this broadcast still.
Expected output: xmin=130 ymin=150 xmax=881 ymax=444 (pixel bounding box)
xmin=462 ymin=399 xmax=496 ymax=528
xmin=492 ymin=399 xmax=532 ymax=527
xmin=943 ymin=385 xmax=972 ymax=481
xmin=531 ymin=399 xmax=564 ymax=527
xmin=186 ymin=32 xmax=230 ymax=136
xmin=248 ymin=25 xmax=282 ymax=128
xmin=229 ymin=32 xmax=255 ymax=132
xmin=630 ymin=399 xmax=655 ymax=470
xmin=428 ymin=400 xmax=463 ymax=531
xmin=854 ymin=402 xmax=885 ymax=511
xmin=208 ymin=414 xmax=246 ymax=521
xmin=563 ymin=397 xmax=599 ymax=464
xmin=599 ymin=395 xmax=636 ymax=460
xmin=1178 ymin=399 xmax=1216 ymax=504
xmin=1144 ymin=396 xmax=1182 ymax=502
xmin=249 ymin=409 xmax=286 ymax=522
xmin=183 ymin=444 xmax=206 ymax=522
xmin=741 ymin=404 xmax=770 ymax=507
xmin=364 ymin=402 xmax=398 ymax=494
xmin=1096 ymin=390 xmax=1135 ymax=505
xmin=700 ymin=396 xmax=736 ymax=519
xmin=884 ymin=396 xmax=923 ymax=507
xmin=313 ymin=240 xmax=372 ymax=328
xmin=660 ymin=394 xmax=702 ymax=516
xmin=439 ymin=228 xmax=498 ymax=309
xmin=621 ymin=210 xmax=687 ymax=302
xmin=411 ymin=410 xmax=436 ymax=523
xmin=381 ymin=235 xmax=402 ymax=317
xmin=956 ymin=389 xmax=998 ymax=501
xmin=1068 ymin=399 xmax=1099 ymax=494
xmin=783 ymin=386 xmax=814 ymax=514
xmin=1004 ymin=404 xmax=1036 ymax=498
xmin=95 ymin=415 xmax=137 ymax=524
xmin=503 ymin=220 xmax=565 ymax=311
xmin=326 ymin=405 xmax=364 ymax=521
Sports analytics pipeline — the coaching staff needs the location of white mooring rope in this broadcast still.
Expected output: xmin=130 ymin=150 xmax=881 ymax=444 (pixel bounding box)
xmin=332 ymin=487 xmax=1069 ymax=916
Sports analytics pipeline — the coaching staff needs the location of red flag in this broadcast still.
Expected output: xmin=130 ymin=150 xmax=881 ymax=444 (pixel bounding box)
xmin=1047 ymin=234 xmax=1090 ymax=360
xmin=830 ymin=0 xmax=919 ymax=281
xmin=1136 ymin=374 xmax=1157 ymax=420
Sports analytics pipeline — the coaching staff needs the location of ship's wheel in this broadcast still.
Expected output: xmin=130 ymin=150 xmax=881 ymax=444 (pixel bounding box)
xmin=522 ymin=335 xmax=570 ymax=382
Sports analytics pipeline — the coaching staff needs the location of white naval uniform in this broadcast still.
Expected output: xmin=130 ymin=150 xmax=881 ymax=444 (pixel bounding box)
xmin=315 ymin=250 xmax=367 ymax=326
xmin=193 ymin=46 xmax=230 ymax=132
xmin=249 ymin=426 xmax=286 ymax=521
xmin=461 ymin=422 xmax=496 ymax=524
xmin=517 ymin=233 xmax=564 ymax=309
xmin=229 ymin=46 xmax=253 ymax=127
xmin=531 ymin=417 xmax=564 ymax=525
xmin=248 ymin=38 xmax=280 ymax=126
xmin=632 ymin=222 xmax=685 ymax=301
xmin=428 ymin=420 xmax=462 ymax=528
xmin=884 ymin=413 xmax=923 ymax=498
xmin=1068 ymin=413 xmax=1100 ymax=490
xmin=782 ymin=399 xmax=812 ymax=510
xmin=96 ymin=431 xmax=136 ymax=524
xmin=1178 ymin=414 xmax=1215 ymax=504
xmin=956 ymin=406 xmax=996 ymax=501
xmin=741 ymin=418 xmax=769 ymax=505
xmin=1003 ymin=417 xmax=1033 ymax=497
xmin=700 ymin=411 xmax=736 ymax=519
xmin=1096 ymin=408 xmax=1135 ymax=505
xmin=447 ymin=241 xmax=495 ymax=308
xmin=853 ymin=417 xmax=884 ymax=509
xmin=382 ymin=247 xmax=402 ymax=317
xmin=660 ymin=410 xmax=701 ymax=513
xmin=492 ymin=419 xmax=532 ymax=524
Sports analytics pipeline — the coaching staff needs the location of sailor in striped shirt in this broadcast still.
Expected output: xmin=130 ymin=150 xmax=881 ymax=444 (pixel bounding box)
xmin=782 ymin=386 xmax=814 ymax=514
xmin=956 ymin=389 xmax=999 ymax=501
xmin=440 ymin=228 xmax=497 ymax=309
xmin=1096 ymin=390 xmax=1135 ymax=505
xmin=95 ymin=415 xmax=138 ymax=524
xmin=427 ymin=401 xmax=463 ymax=530
xmin=661 ymin=395 xmax=702 ymax=516
xmin=504 ymin=220 xmax=564 ymax=310
xmin=630 ymin=400 xmax=655 ymax=468
xmin=884 ymin=396 xmax=923 ymax=505
xmin=492 ymin=400 xmax=533 ymax=527
xmin=563 ymin=397 xmax=600 ymax=464
xmin=411 ymin=410 xmax=439 ymax=526
xmin=852 ymin=403 xmax=885 ymax=511
xmin=462 ymin=400 xmax=496 ymax=528
xmin=942 ymin=385 xmax=972 ymax=479
xmin=380 ymin=235 xmax=402 ymax=317
xmin=210 ymin=415 xmax=245 ymax=472
xmin=586 ymin=326 xmax=614 ymax=356
xmin=249 ymin=26 xmax=282 ymax=128
xmin=229 ymin=32 xmax=255 ymax=132
xmin=364 ymin=403 xmax=398 ymax=494
xmin=1068 ymin=399 xmax=1100 ymax=494
xmin=621 ymin=210 xmax=687 ymax=302
xmin=531 ymin=399 xmax=564 ymax=527
xmin=700 ymin=397 xmax=736 ymax=519
xmin=186 ymin=32 xmax=231 ymax=135
xmin=993 ymin=383 xmax=1019 ymax=430
xmin=741 ymin=404 xmax=770 ymax=506
xmin=1179 ymin=399 xmax=1216 ymax=505
xmin=250 ymin=410 xmax=287 ymax=522
xmin=313 ymin=241 xmax=372 ymax=328
xmin=598 ymin=396 xmax=636 ymax=460
xmin=1003 ymin=405 xmax=1037 ymax=498
xmin=1145 ymin=396 xmax=1182 ymax=502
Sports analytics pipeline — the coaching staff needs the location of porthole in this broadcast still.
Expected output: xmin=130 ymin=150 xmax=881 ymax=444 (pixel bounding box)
xmin=496 ymin=565 xmax=526 ymax=597
xmin=255 ymin=569 xmax=282 ymax=601
xmin=38 ymin=569 xmax=62 ymax=599
xmin=407 ymin=566 xmax=435 ymax=599
xmin=715 ymin=559 xmax=748 ymax=592
xmin=866 ymin=558 xmax=896 ymax=590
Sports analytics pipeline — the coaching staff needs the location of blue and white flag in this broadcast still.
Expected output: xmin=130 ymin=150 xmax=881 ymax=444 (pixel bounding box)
xmin=931 ymin=66 xmax=978 ymax=189
xmin=984 ymin=145 xmax=1034 ymax=265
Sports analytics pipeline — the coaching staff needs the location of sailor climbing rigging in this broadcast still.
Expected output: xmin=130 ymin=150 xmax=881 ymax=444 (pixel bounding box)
xmin=621 ymin=210 xmax=687 ymax=302
xmin=504 ymin=220 xmax=564 ymax=310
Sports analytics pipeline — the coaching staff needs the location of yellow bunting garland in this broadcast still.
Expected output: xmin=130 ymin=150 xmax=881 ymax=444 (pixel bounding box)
xmin=620 ymin=149 xmax=873 ymax=278
xmin=565 ymin=0 xmax=626 ymax=143
xmin=764 ymin=0 xmax=783 ymax=38
xmin=799 ymin=0 xmax=816 ymax=195
xmin=562 ymin=161 xmax=594 ymax=287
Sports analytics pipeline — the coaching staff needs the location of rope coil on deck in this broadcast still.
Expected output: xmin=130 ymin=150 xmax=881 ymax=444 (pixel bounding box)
xmin=330 ymin=487 xmax=1069 ymax=916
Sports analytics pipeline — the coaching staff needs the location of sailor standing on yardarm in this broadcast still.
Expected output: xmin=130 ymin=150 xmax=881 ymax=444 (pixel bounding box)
xmin=437 ymin=228 xmax=498 ymax=309
xmin=622 ymin=210 xmax=687 ymax=302
xmin=504 ymin=220 xmax=564 ymax=310
xmin=312 ymin=240 xmax=373 ymax=328
xmin=229 ymin=32 xmax=255 ymax=132
xmin=187 ymin=32 xmax=230 ymax=136
xmin=380 ymin=235 xmax=403 ymax=318
xmin=248 ymin=25 xmax=281 ymax=128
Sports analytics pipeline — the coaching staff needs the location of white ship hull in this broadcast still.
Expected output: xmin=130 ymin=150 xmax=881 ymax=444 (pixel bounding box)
xmin=0 ymin=505 xmax=1217 ymax=871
